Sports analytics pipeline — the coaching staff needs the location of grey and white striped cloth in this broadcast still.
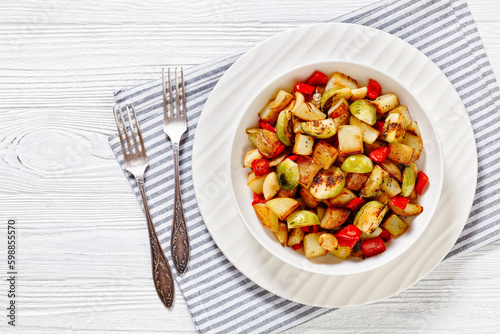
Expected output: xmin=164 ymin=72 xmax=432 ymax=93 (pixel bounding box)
xmin=109 ymin=0 xmax=500 ymax=332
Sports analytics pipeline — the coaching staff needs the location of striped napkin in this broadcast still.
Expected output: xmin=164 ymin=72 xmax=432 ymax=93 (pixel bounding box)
xmin=109 ymin=0 xmax=500 ymax=332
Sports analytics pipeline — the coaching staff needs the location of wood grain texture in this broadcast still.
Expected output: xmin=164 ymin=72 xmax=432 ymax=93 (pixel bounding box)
xmin=0 ymin=0 xmax=499 ymax=332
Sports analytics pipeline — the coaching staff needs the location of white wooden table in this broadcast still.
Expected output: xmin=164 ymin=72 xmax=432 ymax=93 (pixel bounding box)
xmin=1 ymin=0 xmax=500 ymax=332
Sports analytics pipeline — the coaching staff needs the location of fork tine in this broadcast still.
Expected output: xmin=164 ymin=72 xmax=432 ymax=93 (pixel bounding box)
xmin=168 ymin=68 xmax=174 ymax=118
xmin=118 ymin=105 xmax=132 ymax=153
xmin=175 ymin=67 xmax=181 ymax=118
xmin=131 ymin=104 xmax=146 ymax=152
xmin=113 ymin=106 xmax=128 ymax=156
xmin=162 ymin=68 xmax=169 ymax=121
xmin=181 ymin=67 xmax=187 ymax=120
xmin=126 ymin=105 xmax=139 ymax=152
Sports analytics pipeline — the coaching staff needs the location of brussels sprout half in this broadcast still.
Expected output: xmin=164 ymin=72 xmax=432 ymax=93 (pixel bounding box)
xmin=300 ymin=118 xmax=336 ymax=139
xmin=309 ymin=166 xmax=345 ymax=199
xmin=275 ymin=159 xmax=300 ymax=191
xmin=349 ymin=99 xmax=377 ymax=126
xmin=353 ymin=200 xmax=388 ymax=234
xmin=286 ymin=210 xmax=320 ymax=229
xmin=401 ymin=166 xmax=416 ymax=197
xmin=275 ymin=109 xmax=294 ymax=146
xmin=341 ymin=154 xmax=374 ymax=173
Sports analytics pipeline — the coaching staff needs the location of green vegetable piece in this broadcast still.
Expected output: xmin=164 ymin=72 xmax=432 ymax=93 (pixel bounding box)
xmin=341 ymin=154 xmax=374 ymax=173
xmin=320 ymin=87 xmax=352 ymax=112
xmin=349 ymin=99 xmax=377 ymax=126
xmin=309 ymin=166 xmax=345 ymax=199
xmin=275 ymin=159 xmax=300 ymax=191
xmin=286 ymin=210 xmax=320 ymax=229
xmin=300 ymin=118 xmax=336 ymax=139
xmin=401 ymin=166 xmax=416 ymax=197
xmin=275 ymin=109 xmax=294 ymax=146
xmin=354 ymin=200 xmax=388 ymax=234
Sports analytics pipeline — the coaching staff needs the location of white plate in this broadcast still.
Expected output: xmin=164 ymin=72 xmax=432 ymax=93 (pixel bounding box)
xmin=229 ymin=60 xmax=444 ymax=276
xmin=192 ymin=23 xmax=477 ymax=307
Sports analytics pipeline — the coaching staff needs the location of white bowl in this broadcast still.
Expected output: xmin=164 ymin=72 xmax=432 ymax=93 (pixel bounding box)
xmin=229 ymin=60 xmax=444 ymax=276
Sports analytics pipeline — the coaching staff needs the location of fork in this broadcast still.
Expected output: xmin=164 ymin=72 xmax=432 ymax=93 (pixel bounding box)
xmin=162 ymin=68 xmax=190 ymax=276
xmin=113 ymin=105 xmax=175 ymax=309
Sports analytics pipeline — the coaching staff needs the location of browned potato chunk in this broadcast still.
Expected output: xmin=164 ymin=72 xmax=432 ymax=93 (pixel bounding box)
xmin=327 ymin=97 xmax=350 ymax=118
xmin=268 ymin=147 xmax=291 ymax=167
xmin=330 ymin=245 xmax=352 ymax=260
xmin=374 ymin=191 xmax=391 ymax=205
xmin=276 ymin=188 xmax=297 ymax=198
xmin=253 ymin=203 xmax=279 ymax=232
xmin=326 ymin=71 xmax=358 ymax=90
xmin=262 ymin=172 xmax=280 ymax=200
xmin=381 ymin=213 xmax=409 ymax=236
xmin=402 ymin=132 xmax=423 ymax=162
xmin=350 ymin=87 xmax=367 ymax=100
xmin=270 ymin=90 xmax=293 ymax=112
xmin=243 ymin=148 xmax=263 ymax=168
xmin=326 ymin=187 xmax=357 ymax=207
xmin=312 ymin=140 xmax=339 ymax=170
xmin=338 ymin=125 xmax=363 ymax=157
xmin=407 ymin=121 xmax=421 ymax=137
xmin=287 ymin=228 xmax=305 ymax=247
xmin=293 ymin=118 xmax=304 ymax=134
xmin=364 ymin=140 xmax=387 ymax=155
xmin=319 ymin=233 xmax=339 ymax=252
xmin=371 ymin=93 xmax=399 ymax=116
xmin=274 ymin=222 xmax=289 ymax=247
xmin=389 ymin=104 xmax=412 ymax=126
xmin=300 ymin=186 xmax=322 ymax=209
xmin=360 ymin=165 xmax=388 ymax=198
xmin=388 ymin=143 xmax=414 ymax=165
xmin=378 ymin=159 xmax=402 ymax=182
xmin=320 ymin=207 xmax=350 ymax=229
xmin=265 ymin=198 xmax=301 ymax=221
xmin=349 ymin=116 xmax=380 ymax=144
xmin=381 ymin=113 xmax=406 ymax=144
xmin=303 ymin=232 xmax=328 ymax=258
xmin=247 ymin=171 xmax=267 ymax=194
xmin=388 ymin=202 xmax=423 ymax=217
xmin=345 ymin=173 xmax=369 ymax=191
xmin=293 ymin=102 xmax=326 ymax=121
xmin=296 ymin=156 xmax=322 ymax=188
xmin=381 ymin=174 xmax=402 ymax=197
xmin=293 ymin=133 xmax=314 ymax=155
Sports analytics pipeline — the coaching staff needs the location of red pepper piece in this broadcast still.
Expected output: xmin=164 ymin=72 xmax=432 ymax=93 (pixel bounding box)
xmin=251 ymin=159 xmax=270 ymax=176
xmin=346 ymin=197 xmax=366 ymax=211
xmin=374 ymin=121 xmax=385 ymax=133
xmin=334 ymin=225 xmax=362 ymax=248
xmin=292 ymin=243 xmax=303 ymax=251
xmin=415 ymin=171 xmax=429 ymax=195
xmin=369 ymin=146 xmax=390 ymax=163
xmin=271 ymin=143 xmax=286 ymax=158
xmin=390 ymin=195 xmax=410 ymax=210
xmin=379 ymin=230 xmax=392 ymax=243
xmin=259 ymin=120 xmax=275 ymax=133
xmin=366 ymin=79 xmax=382 ymax=100
xmin=306 ymin=71 xmax=329 ymax=86
xmin=337 ymin=237 xmax=357 ymax=248
xmin=294 ymin=82 xmax=315 ymax=96
xmin=361 ymin=236 xmax=386 ymax=257
xmin=301 ymin=225 xmax=319 ymax=233
xmin=287 ymin=154 xmax=300 ymax=161
xmin=251 ymin=193 xmax=266 ymax=206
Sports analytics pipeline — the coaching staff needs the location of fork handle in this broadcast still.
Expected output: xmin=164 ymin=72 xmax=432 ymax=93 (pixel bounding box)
xmin=171 ymin=142 xmax=190 ymax=275
xmin=137 ymin=177 xmax=175 ymax=309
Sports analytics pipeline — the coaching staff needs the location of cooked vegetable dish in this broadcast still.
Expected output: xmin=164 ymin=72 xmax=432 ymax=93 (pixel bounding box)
xmin=243 ymin=70 xmax=429 ymax=260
